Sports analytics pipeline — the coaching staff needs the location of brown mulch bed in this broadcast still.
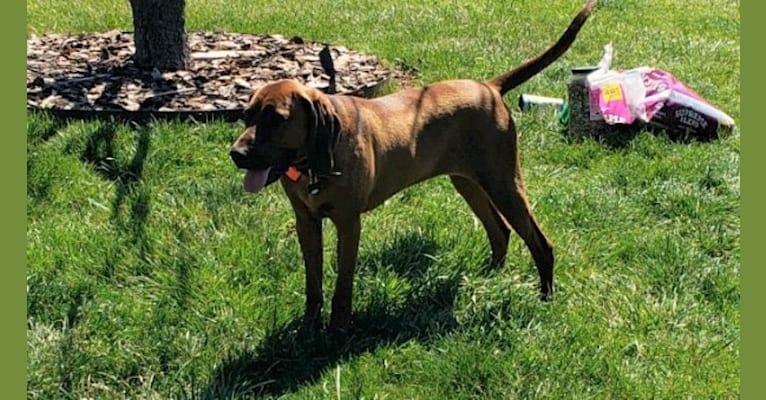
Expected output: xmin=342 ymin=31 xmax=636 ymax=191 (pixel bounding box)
xmin=27 ymin=31 xmax=412 ymax=120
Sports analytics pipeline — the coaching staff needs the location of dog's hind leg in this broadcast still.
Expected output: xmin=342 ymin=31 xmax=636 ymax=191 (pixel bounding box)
xmin=450 ymin=175 xmax=511 ymax=268
xmin=475 ymin=167 xmax=555 ymax=301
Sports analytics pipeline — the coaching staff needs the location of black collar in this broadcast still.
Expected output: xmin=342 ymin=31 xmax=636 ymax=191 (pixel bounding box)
xmin=289 ymin=152 xmax=341 ymax=195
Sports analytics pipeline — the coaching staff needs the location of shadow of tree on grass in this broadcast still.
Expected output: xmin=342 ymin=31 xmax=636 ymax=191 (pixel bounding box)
xmin=80 ymin=121 xmax=153 ymax=263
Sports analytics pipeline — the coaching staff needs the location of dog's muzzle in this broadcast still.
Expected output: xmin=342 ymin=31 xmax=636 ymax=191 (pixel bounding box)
xmin=229 ymin=147 xmax=251 ymax=170
xmin=229 ymin=145 xmax=298 ymax=193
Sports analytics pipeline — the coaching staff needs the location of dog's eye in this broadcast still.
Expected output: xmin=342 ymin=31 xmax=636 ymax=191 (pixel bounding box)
xmin=258 ymin=106 xmax=286 ymax=129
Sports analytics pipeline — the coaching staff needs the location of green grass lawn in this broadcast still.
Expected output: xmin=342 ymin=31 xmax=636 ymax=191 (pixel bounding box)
xmin=27 ymin=0 xmax=740 ymax=398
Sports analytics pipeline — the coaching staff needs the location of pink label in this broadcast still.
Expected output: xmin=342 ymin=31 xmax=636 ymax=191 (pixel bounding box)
xmin=589 ymin=82 xmax=634 ymax=124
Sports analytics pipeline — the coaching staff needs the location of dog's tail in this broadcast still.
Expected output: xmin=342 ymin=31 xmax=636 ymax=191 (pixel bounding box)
xmin=486 ymin=0 xmax=597 ymax=96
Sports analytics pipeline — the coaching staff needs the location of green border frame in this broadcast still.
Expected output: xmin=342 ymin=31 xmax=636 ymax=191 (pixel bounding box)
xmin=741 ymin=1 xmax=758 ymax=398
xmin=3 ymin=1 xmax=26 ymax=398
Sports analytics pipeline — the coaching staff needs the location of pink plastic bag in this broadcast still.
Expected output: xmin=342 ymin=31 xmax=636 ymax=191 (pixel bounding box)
xmin=588 ymin=67 xmax=735 ymax=138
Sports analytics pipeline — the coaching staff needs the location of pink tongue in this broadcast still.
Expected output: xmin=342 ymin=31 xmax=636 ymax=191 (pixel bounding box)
xmin=244 ymin=168 xmax=271 ymax=193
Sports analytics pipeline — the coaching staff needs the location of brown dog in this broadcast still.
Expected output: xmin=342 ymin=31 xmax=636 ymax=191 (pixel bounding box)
xmin=230 ymin=0 xmax=596 ymax=334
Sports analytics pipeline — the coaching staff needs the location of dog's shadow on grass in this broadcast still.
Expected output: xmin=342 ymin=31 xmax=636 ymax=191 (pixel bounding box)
xmin=201 ymin=233 xmax=460 ymax=399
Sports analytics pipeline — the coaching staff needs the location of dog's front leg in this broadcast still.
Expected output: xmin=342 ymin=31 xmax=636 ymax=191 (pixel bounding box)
xmin=328 ymin=215 xmax=361 ymax=335
xmin=295 ymin=213 xmax=324 ymax=329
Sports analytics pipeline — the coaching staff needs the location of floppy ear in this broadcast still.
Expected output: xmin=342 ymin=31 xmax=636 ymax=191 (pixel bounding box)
xmin=299 ymin=90 xmax=341 ymax=177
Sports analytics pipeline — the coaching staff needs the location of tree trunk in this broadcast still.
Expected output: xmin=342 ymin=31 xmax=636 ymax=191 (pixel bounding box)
xmin=129 ymin=0 xmax=190 ymax=71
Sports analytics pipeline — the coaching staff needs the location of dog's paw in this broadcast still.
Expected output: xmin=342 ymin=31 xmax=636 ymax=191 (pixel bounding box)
xmin=540 ymin=286 xmax=554 ymax=302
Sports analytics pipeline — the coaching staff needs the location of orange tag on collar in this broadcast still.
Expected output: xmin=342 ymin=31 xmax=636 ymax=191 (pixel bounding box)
xmin=285 ymin=167 xmax=302 ymax=182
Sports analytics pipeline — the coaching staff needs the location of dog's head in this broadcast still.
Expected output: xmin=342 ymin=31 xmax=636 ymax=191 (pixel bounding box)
xmin=229 ymin=79 xmax=340 ymax=193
